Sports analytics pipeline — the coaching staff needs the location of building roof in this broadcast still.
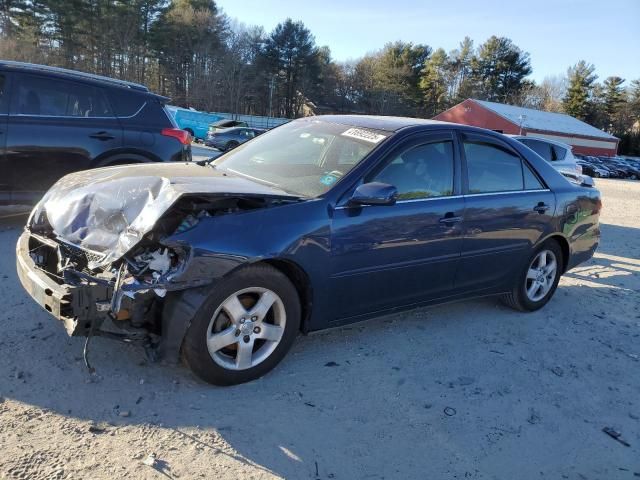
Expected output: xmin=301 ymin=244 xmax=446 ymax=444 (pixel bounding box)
xmin=473 ymin=99 xmax=617 ymax=140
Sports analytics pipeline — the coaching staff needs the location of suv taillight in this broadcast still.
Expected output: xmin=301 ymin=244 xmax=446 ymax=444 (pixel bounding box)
xmin=161 ymin=128 xmax=191 ymax=145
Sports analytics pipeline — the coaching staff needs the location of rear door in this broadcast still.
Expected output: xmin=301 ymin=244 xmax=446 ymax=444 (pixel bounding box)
xmin=0 ymin=72 xmax=10 ymax=204
xmin=330 ymin=132 xmax=465 ymax=318
xmin=456 ymin=132 xmax=555 ymax=291
xmin=6 ymin=73 xmax=122 ymax=204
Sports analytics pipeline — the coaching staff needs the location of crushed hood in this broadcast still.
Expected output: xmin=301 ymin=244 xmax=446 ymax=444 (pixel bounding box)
xmin=30 ymin=162 xmax=297 ymax=267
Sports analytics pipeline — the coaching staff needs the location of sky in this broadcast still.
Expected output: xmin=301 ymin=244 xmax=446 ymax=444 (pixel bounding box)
xmin=216 ymin=0 xmax=640 ymax=84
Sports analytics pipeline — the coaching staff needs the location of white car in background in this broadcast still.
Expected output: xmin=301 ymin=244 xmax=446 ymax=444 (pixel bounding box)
xmin=508 ymin=135 xmax=583 ymax=177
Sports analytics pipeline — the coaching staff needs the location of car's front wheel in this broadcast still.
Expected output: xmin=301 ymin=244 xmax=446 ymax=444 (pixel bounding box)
xmin=501 ymin=240 xmax=563 ymax=312
xmin=182 ymin=264 xmax=301 ymax=385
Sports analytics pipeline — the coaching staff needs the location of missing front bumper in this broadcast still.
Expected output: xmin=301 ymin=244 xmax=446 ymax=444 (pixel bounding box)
xmin=16 ymin=231 xmax=112 ymax=336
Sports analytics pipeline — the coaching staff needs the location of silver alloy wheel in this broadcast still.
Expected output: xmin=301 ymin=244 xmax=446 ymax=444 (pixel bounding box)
xmin=206 ymin=287 xmax=286 ymax=371
xmin=525 ymin=249 xmax=558 ymax=302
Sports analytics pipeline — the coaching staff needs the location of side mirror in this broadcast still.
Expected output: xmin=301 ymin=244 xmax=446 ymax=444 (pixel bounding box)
xmin=350 ymin=182 xmax=398 ymax=206
xmin=580 ymin=175 xmax=595 ymax=188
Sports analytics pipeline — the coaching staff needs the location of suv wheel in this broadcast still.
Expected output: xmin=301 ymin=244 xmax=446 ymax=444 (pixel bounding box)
xmin=182 ymin=264 xmax=301 ymax=385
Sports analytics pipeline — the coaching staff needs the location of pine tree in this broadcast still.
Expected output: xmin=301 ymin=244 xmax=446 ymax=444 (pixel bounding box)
xmin=419 ymin=48 xmax=449 ymax=117
xmin=562 ymin=61 xmax=597 ymax=120
xmin=448 ymin=37 xmax=475 ymax=102
xmin=260 ymin=18 xmax=319 ymax=118
xmin=602 ymin=76 xmax=626 ymax=131
xmin=471 ymin=36 xmax=531 ymax=103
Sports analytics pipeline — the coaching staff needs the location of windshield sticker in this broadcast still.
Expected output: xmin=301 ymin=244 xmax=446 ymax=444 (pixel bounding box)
xmin=320 ymin=174 xmax=339 ymax=186
xmin=341 ymin=128 xmax=387 ymax=144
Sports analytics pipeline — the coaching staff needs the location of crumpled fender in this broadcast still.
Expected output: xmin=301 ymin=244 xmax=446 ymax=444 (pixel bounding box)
xmin=29 ymin=162 xmax=298 ymax=269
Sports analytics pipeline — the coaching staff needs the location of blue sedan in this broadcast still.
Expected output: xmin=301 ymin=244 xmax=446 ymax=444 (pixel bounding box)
xmin=17 ymin=115 xmax=601 ymax=385
xmin=204 ymin=126 xmax=266 ymax=151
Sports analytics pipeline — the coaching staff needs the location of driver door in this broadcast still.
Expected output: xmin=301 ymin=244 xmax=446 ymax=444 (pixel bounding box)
xmin=329 ymin=132 xmax=465 ymax=320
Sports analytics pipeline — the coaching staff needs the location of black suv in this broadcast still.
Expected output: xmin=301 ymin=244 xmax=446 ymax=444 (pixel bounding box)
xmin=0 ymin=61 xmax=191 ymax=206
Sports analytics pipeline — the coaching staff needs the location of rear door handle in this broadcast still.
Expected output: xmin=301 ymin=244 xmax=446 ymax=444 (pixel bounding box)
xmin=89 ymin=131 xmax=115 ymax=141
xmin=533 ymin=202 xmax=550 ymax=214
xmin=439 ymin=212 xmax=463 ymax=224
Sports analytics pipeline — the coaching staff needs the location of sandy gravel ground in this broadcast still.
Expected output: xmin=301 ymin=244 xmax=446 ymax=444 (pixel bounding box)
xmin=0 ymin=179 xmax=638 ymax=480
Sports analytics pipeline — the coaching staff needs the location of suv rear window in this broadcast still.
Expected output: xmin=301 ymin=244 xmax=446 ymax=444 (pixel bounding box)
xmin=552 ymin=145 xmax=567 ymax=160
xmin=521 ymin=139 xmax=553 ymax=162
xmin=15 ymin=74 xmax=113 ymax=117
xmin=108 ymin=88 xmax=147 ymax=117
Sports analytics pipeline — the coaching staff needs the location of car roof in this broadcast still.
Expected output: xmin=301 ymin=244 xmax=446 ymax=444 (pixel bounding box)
xmin=0 ymin=60 xmax=149 ymax=92
xmin=317 ymin=114 xmax=453 ymax=132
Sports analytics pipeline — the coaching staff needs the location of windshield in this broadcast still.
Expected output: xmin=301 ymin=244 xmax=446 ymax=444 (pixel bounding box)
xmin=212 ymin=119 xmax=387 ymax=197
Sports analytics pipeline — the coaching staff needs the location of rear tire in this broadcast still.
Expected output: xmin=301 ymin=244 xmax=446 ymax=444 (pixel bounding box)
xmin=182 ymin=264 xmax=301 ymax=386
xmin=501 ymin=240 xmax=563 ymax=312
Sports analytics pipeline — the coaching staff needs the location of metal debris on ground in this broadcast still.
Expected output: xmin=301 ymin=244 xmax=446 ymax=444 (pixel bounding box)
xmin=142 ymin=453 xmax=157 ymax=468
xmin=602 ymin=427 xmax=631 ymax=447
xmin=550 ymin=366 xmax=564 ymax=377
xmin=88 ymin=423 xmax=108 ymax=434
xmin=527 ymin=408 xmax=542 ymax=425
xmin=444 ymin=407 xmax=457 ymax=416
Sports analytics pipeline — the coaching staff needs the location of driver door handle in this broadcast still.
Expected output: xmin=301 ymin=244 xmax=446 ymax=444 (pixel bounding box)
xmin=89 ymin=131 xmax=115 ymax=141
xmin=439 ymin=212 xmax=463 ymax=224
xmin=533 ymin=202 xmax=550 ymax=214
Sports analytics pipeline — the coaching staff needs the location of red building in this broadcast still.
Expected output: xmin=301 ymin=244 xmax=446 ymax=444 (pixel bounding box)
xmin=434 ymin=99 xmax=619 ymax=156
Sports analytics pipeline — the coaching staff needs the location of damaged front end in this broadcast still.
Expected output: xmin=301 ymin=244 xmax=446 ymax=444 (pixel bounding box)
xmin=16 ymin=164 xmax=300 ymax=362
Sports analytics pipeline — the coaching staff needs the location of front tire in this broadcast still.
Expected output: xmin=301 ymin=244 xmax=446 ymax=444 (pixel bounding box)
xmin=182 ymin=264 xmax=301 ymax=385
xmin=501 ymin=240 xmax=563 ymax=312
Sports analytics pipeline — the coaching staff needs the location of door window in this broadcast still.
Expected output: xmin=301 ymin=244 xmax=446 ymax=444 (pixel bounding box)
xmin=372 ymin=140 xmax=454 ymax=200
xmin=464 ymin=140 xmax=524 ymax=193
xmin=0 ymin=74 xmax=7 ymax=114
xmin=15 ymin=74 xmax=113 ymax=117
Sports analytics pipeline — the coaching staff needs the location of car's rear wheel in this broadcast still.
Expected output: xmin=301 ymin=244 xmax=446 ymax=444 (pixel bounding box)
xmin=182 ymin=264 xmax=301 ymax=385
xmin=225 ymin=140 xmax=239 ymax=151
xmin=501 ymin=240 xmax=563 ymax=312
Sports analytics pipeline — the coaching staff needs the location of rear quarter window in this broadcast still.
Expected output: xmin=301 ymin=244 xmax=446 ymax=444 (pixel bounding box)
xmin=108 ymin=88 xmax=147 ymax=117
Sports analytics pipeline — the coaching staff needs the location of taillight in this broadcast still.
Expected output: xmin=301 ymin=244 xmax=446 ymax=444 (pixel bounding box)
xmin=161 ymin=128 xmax=191 ymax=145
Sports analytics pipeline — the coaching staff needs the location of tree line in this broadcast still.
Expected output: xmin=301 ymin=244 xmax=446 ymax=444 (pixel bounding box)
xmin=1 ymin=0 xmax=639 ymax=154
